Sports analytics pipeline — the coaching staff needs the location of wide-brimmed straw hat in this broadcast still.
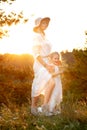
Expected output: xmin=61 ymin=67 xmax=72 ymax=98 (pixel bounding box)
xmin=33 ymin=17 xmax=50 ymax=31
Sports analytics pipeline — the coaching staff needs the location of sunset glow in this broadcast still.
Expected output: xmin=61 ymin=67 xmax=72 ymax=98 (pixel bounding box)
xmin=0 ymin=21 xmax=34 ymax=54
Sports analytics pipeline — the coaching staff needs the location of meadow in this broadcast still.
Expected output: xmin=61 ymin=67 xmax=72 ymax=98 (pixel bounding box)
xmin=0 ymin=49 xmax=87 ymax=130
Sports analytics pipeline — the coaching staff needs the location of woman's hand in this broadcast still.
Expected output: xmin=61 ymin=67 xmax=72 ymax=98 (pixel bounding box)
xmin=45 ymin=64 xmax=55 ymax=73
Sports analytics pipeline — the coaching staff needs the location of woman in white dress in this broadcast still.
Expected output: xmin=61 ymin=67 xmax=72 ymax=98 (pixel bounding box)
xmin=31 ymin=17 xmax=55 ymax=116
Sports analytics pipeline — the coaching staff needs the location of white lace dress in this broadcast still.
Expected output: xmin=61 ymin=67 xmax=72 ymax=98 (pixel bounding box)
xmin=31 ymin=33 xmax=52 ymax=97
xmin=48 ymin=64 xmax=63 ymax=112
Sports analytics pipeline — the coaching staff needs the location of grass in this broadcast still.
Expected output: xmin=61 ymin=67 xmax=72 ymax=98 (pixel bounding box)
xmin=0 ymin=100 xmax=87 ymax=130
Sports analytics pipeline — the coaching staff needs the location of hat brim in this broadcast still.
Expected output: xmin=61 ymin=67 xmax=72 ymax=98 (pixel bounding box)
xmin=41 ymin=17 xmax=50 ymax=23
xmin=33 ymin=17 xmax=50 ymax=31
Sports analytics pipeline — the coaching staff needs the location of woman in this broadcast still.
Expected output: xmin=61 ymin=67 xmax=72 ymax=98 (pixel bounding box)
xmin=31 ymin=17 xmax=55 ymax=116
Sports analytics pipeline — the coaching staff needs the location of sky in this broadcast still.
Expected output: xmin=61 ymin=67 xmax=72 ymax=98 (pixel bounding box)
xmin=0 ymin=0 xmax=87 ymax=54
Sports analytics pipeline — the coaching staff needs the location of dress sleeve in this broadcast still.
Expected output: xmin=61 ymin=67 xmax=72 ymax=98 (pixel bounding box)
xmin=32 ymin=35 xmax=42 ymax=58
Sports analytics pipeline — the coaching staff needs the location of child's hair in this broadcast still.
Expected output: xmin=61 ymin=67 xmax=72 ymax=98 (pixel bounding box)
xmin=49 ymin=51 xmax=60 ymax=59
xmin=49 ymin=51 xmax=62 ymax=66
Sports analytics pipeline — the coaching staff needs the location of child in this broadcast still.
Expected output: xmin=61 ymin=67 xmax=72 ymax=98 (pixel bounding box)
xmin=48 ymin=52 xmax=63 ymax=77
xmin=38 ymin=52 xmax=63 ymax=116
xmin=47 ymin=52 xmax=63 ymax=115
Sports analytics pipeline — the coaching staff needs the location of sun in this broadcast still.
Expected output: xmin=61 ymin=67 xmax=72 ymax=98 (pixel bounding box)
xmin=0 ymin=21 xmax=34 ymax=54
xmin=0 ymin=0 xmax=86 ymax=54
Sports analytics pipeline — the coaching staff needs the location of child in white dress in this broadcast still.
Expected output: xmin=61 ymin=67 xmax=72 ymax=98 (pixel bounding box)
xmin=47 ymin=52 xmax=63 ymax=115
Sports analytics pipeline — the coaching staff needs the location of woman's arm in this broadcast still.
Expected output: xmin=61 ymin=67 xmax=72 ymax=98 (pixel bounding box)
xmin=52 ymin=70 xmax=63 ymax=78
xmin=37 ymin=56 xmax=54 ymax=73
xmin=37 ymin=56 xmax=47 ymax=67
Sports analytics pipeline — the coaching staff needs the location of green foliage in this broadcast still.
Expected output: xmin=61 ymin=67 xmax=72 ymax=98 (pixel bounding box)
xmin=0 ymin=101 xmax=87 ymax=130
xmin=0 ymin=1 xmax=29 ymax=38
xmin=0 ymin=10 xmax=28 ymax=27
xmin=61 ymin=48 xmax=87 ymax=101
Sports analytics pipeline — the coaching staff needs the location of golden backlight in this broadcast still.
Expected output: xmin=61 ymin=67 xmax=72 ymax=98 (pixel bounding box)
xmin=0 ymin=22 xmax=34 ymax=54
xmin=0 ymin=0 xmax=86 ymax=54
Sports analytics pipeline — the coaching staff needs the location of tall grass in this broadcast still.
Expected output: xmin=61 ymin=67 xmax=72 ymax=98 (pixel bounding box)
xmin=0 ymin=99 xmax=87 ymax=130
xmin=0 ymin=53 xmax=87 ymax=130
